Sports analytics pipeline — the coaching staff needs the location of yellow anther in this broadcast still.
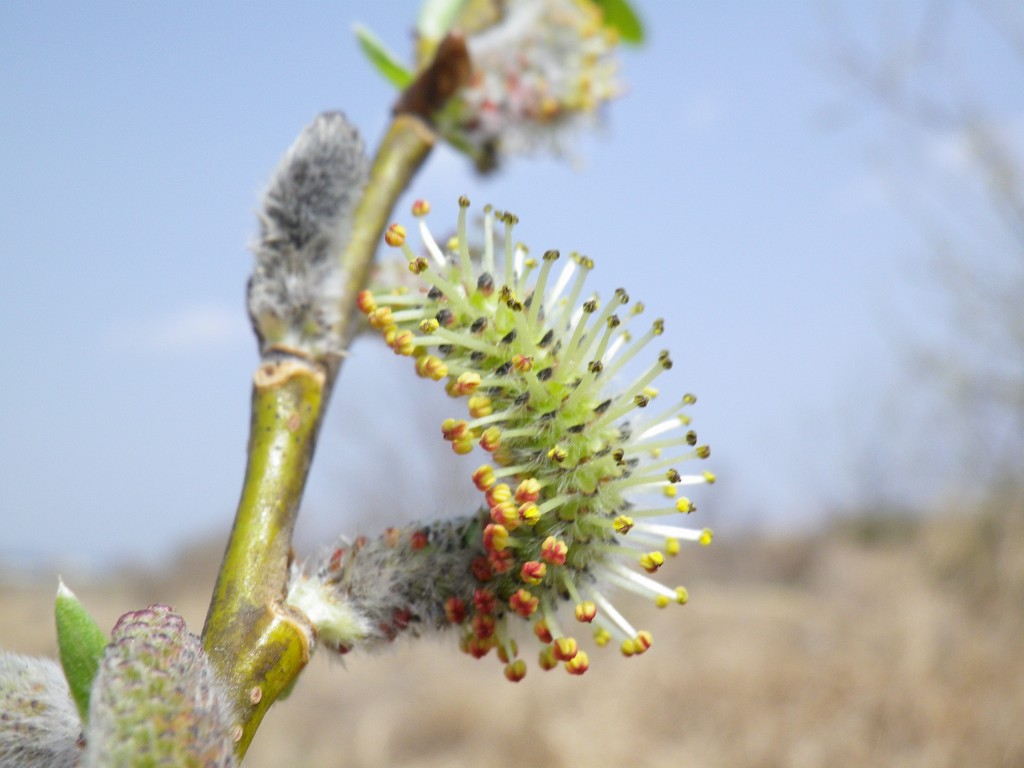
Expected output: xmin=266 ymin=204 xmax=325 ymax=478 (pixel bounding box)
xmin=454 ymin=371 xmax=482 ymax=395
xmin=613 ymin=515 xmax=634 ymax=534
xmin=574 ymin=601 xmax=597 ymax=623
xmin=519 ymin=503 xmax=540 ymax=526
xmin=452 ymin=436 xmax=474 ymax=455
xmin=391 ymin=330 xmax=416 ymax=356
xmin=468 ymin=394 xmax=493 ymax=418
xmin=699 ymin=528 xmax=713 ymax=546
xmin=640 ymin=551 xmax=664 ymax=573
xmin=411 ymin=199 xmax=431 ymax=217
xmin=384 ymin=222 xmax=406 ymax=246
xmin=512 ymin=354 xmax=533 ymax=373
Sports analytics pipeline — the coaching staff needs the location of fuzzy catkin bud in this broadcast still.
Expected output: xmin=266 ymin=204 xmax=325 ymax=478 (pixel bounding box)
xmin=83 ymin=605 xmax=236 ymax=768
xmin=288 ymin=517 xmax=486 ymax=653
xmin=0 ymin=653 xmax=80 ymax=768
xmin=247 ymin=112 xmax=369 ymax=359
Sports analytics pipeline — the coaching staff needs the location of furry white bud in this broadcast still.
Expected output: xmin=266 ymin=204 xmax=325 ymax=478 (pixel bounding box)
xmin=247 ymin=112 xmax=369 ymax=359
xmin=0 ymin=653 xmax=81 ymax=768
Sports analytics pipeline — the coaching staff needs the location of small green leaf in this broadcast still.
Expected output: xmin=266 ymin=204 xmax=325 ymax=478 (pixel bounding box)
xmin=417 ymin=0 xmax=469 ymax=42
xmin=55 ymin=579 xmax=108 ymax=722
xmin=592 ymin=0 xmax=645 ymax=44
xmin=353 ymin=23 xmax=414 ymax=89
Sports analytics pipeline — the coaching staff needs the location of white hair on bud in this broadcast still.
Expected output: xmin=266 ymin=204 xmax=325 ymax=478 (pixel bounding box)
xmin=247 ymin=112 xmax=369 ymax=358
xmin=0 ymin=653 xmax=81 ymax=768
xmin=288 ymin=516 xmax=485 ymax=654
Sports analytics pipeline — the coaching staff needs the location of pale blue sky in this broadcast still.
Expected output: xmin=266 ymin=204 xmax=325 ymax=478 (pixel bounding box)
xmin=1 ymin=2 xmax=1018 ymax=570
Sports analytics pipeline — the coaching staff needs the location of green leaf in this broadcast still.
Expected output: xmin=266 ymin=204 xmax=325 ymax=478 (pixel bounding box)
xmin=593 ymin=0 xmax=645 ymax=44
xmin=417 ymin=0 xmax=469 ymax=42
xmin=353 ymin=23 xmax=414 ymax=89
xmin=55 ymin=579 xmax=108 ymax=722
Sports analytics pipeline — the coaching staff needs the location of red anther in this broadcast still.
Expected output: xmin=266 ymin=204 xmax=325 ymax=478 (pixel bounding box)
xmin=540 ymin=536 xmax=568 ymax=565
xmin=483 ymin=523 xmax=509 ymax=552
xmin=504 ymin=659 xmax=527 ymax=682
xmin=453 ymin=372 xmax=482 ymax=396
xmin=565 ymin=651 xmax=590 ymax=676
xmin=574 ymin=601 xmax=597 ymax=623
xmin=520 ymin=560 xmax=546 ymax=585
xmin=479 ymin=426 xmax=502 ymax=452
xmin=472 ymin=613 xmax=496 ymax=640
xmin=466 ymin=634 xmax=494 ymax=659
xmin=553 ymin=637 xmax=578 ymax=662
xmin=490 ymin=501 xmax=520 ymax=529
xmin=356 ymin=290 xmax=376 ymax=314
xmin=409 ymin=529 xmax=429 ymax=550
xmin=534 ymin=619 xmax=553 ymax=644
xmin=328 ymin=548 xmax=345 ymax=572
xmin=485 ymin=483 xmax=512 ymax=509
xmin=392 ymin=608 xmax=412 ymax=632
xmin=471 ymin=555 xmax=493 ymax=583
xmin=444 ymin=597 xmax=467 ymax=624
xmin=473 ymin=465 xmax=496 ymax=491
xmin=488 ymin=549 xmax=514 ymax=574
xmin=509 ymin=588 xmax=539 ymax=618
xmin=514 ymin=478 xmax=541 ymax=504
xmin=441 ymin=418 xmax=469 ymax=441
xmin=473 ymin=588 xmax=497 ymax=615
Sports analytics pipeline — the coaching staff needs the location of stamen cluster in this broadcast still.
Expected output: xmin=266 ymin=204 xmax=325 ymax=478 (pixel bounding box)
xmin=444 ymin=0 xmax=620 ymax=170
xmin=351 ymin=196 xmax=714 ymax=680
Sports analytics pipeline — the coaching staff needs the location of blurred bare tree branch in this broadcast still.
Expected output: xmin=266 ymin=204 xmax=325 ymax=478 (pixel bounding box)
xmin=828 ymin=0 xmax=1024 ymax=494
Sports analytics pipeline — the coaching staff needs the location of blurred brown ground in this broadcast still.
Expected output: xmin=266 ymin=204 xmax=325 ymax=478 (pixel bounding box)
xmin=2 ymin=510 xmax=1022 ymax=767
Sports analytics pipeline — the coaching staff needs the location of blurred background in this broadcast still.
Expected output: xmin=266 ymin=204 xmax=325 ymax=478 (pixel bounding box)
xmin=2 ymin=2 xmax=1022 ymax=765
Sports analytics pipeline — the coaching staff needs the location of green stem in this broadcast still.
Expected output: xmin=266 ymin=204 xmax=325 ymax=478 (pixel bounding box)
xmin=203 ymin=359 xmax=324 ymax=756
xmin=202 ymin=114 xmax=436 ymax=760
xmin=335 ymin=113 xmax=436 ymax=354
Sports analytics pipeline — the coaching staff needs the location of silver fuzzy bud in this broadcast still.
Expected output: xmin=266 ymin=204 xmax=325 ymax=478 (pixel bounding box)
xmin=0 ymin=653 xmax=81 ymax=768
xmin=247 ymin=112 xmax=369 ymax=359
